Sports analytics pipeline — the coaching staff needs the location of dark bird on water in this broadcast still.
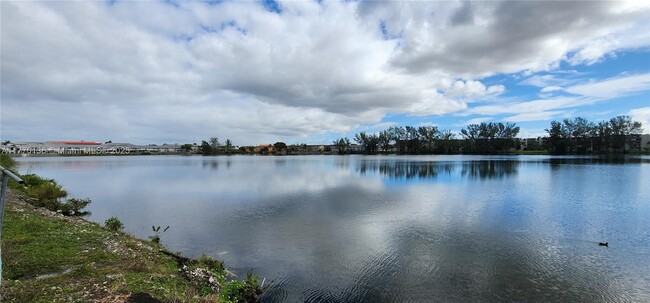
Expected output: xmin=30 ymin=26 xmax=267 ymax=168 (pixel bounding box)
xmin=599 ymin=242 xmax=608 ymax=247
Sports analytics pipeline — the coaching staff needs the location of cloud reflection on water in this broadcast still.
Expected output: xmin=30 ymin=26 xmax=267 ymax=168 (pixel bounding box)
xmin=14 ymin=155 xmax=650 ymax=302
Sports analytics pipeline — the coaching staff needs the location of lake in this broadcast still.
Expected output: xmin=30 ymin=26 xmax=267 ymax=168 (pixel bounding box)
xmin=15 ymin=155 xmax=650 ymax=302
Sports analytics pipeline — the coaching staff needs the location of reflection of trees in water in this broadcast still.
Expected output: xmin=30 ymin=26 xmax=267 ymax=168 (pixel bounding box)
xmin=201 ymin=159 xmax=234 ymax=170
xmin=357 ymin=161 xmax=454 ymax=180
xmin=460 ymin=161 xmax=518 ymax=179
xmin=356 ymin=160 xmax=518 ymax=180
xmin=547 ymin=156 xmax=650 ymax=166
xmin=202 ymin=160 xmax=219 ymax=170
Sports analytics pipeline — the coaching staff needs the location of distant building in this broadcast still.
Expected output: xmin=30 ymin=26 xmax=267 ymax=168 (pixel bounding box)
xmin=254 ymin=144 xmax=274 ymax=154
xmin=519 ymin=137 xmax=546 ymax=151
xmin=627 ymin=134 xmax=650 ymax=151
xmin=348 ymin=144 xmax=365 ymax=153
xmin=642 ymin=134 xmax=650 ymax=151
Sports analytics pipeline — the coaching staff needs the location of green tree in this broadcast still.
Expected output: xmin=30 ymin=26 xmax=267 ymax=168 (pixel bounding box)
xmin=609 ymin=115 xmax=643 ymax=152
xmin=273 ymin=142 xmax=287 ymax=154
xmin=333 ymin=138 xmax=351 ymax=155
xmin=545 ymin=121 xmax=570 ymax=154
xmin=209 ymin=137 xmax=220 ymax=153
xmin=200 ymin=140 xmax=213 ymax=155
xmin=562 ymin=117 xmax=595 ymax=153
xmin=378 ymin=130 xmax=391 ymax=152
xmin=387 ymin=126 xmax=407 ymax=153
xmin=593 ymin=121 xmax=611 ymax=153
xmin=354 ymin=132 xmax=379 ymax=154
xmin=460 ymin=122 xmax=519 ymax=154
xmin=224 ymin=139 xmax=233 ymax=155
xmin=417 ymin=126 xmax=439 ymax=154
xmin=437 ymin=129 xmax=456 ymax=154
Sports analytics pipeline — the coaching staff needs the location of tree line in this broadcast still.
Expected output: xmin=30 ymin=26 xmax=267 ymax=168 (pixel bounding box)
xmin=335 ymin=123 xmax=520 ymax=155
xmin=191 ymin=115 xmax=644 ymax=156
xmin=545 ymin=115 xmax=643 ymax=154
xmin=338 ymin=115 xmax=644 ymax=155
xmin=198 ymin=137 xmax=235 ymax=155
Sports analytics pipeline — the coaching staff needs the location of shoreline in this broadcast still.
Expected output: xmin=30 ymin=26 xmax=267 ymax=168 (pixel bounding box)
xmin=0 ymin=167 xmax=263 ymax=302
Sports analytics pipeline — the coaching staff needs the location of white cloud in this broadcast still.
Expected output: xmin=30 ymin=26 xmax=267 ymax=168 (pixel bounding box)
xmin=1 ymin=1 xmax=649 ymax=143
xmin=444 ymin=80 xmax=505 ymax=98
xmin=520 ymin=75 xmax=562 ymax=87
xmin=467 ymin=74 xmax=650 ymax=122
xmin=361 ymin=1 xmax=650 ymax=77
xmin=629 ymin=107 xmax=650 ymax=132
xmin=504 ymin=111 xmax=564 ymax=123
xmin=564 ymin=73 xmax=650 ymax=99
xmin=468 ymin=96 xmax=595 ymax=117
xmin=540 ymin=86 xmax=563 ymax=93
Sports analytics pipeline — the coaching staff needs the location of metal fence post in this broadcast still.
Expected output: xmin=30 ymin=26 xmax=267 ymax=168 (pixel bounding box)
xmin=0 ymin=165 xmax=25 ymax=286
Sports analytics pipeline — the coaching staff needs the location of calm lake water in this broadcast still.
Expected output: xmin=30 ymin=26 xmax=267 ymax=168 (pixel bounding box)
xmin=15 ymin=155 xmax=650 ymax=302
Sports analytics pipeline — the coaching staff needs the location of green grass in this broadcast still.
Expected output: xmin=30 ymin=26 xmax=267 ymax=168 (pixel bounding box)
xmin=1 ymin=189 xmax=263 ymax=302
xmin=1 ymin=154 xmax=262 ymax=301
xmin=2 ymin=210 xmax=116 ymax=280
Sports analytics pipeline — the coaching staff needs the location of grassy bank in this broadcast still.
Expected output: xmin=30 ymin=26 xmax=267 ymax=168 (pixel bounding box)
xmin=0 ymin=155 xmax=262 ymax=302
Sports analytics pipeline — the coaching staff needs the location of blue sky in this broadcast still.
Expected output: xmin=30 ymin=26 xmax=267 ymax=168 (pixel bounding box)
xmin=361 ymin=50 xmax=650 ymax=139
xmin=1 ymin=0 xmax=649 ymax=145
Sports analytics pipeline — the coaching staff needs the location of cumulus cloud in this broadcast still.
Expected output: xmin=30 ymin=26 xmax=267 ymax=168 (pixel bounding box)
xmin=1 ymin=1 xmax=648 ymax=143
xmin=466 ymin=73 xmax=650 ymax=122
xmin=629 ymin=107 xmax=650 ymax=131
xmin=443 ymin=80 xmax=505 ymax=98
xmin=361 ymin=1 xmax=650 ymax=76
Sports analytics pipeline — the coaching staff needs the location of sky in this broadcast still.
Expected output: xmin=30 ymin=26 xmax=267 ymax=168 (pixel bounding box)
xmin=1 ymin=0 xmax=649 ymax=145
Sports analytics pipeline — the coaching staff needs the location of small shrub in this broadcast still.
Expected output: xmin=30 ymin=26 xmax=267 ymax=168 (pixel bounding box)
xmin=20 ymin=174 xmax=91 ymax=216
xmin=221 ymin=269 xmax=264 ymax=302
xmin=23 ymin=174 xmax=68 ymax=208
xmin=104 ymin=217 xmax=124 ymax=232
xmin=0 ymin=154 xmax=17 ymax=170
xmin=60 ymin=198 xmax=92 ymax=216
xmin=149 ymin=225 xmax=169 ymax=244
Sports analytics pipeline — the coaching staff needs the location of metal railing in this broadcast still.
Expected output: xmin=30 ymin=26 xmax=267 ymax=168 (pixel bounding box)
xmin=0 ymin=165 xmax=25 ymax=285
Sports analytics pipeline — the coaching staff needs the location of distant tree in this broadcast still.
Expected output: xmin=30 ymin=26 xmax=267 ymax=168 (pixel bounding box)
xmin=273 ymin=142 xmax=287 ymax=152
xmin=225 ymin=139 xmax=233 ymax=155
xmin=609 ymin=115 xmax=643 ymax=152
xmin=460 ymin=124 xmax=480 ymax=153
xmin=545 ymin=121 xmax=570 ymax=154
xmin=105 ymin=140 xmax=112 ymax=144
xmin=437 ymin=129 xmax=456 ymax=154
xmin=200 ymin=141 xmax=213 ymax=155
xmin=460 ymin=122 xmax=519 ymax=154
xmin=354 ymin=132 xmax=379 ymax=154
xmin=418 ymin=126 xmax=438 ymax=153
xmin=181 ymin=144 xmax=193 ymax=152
xmin=333 ymin=137 xmax=351 ymax=155
xmin=378 ymin=130 xmax=391 ymax=152
xmin=562 ymin=117 xmax=595 ymax=153
xmin=209 ymin=137 xmax=220 ymax=152
xmin=387 ymin=126 xmax=407 ymax=153
xmin=592 ymin=121 xmax=611 ymax=153
xmin=1 ymin=140 xmax=10 ymax=145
